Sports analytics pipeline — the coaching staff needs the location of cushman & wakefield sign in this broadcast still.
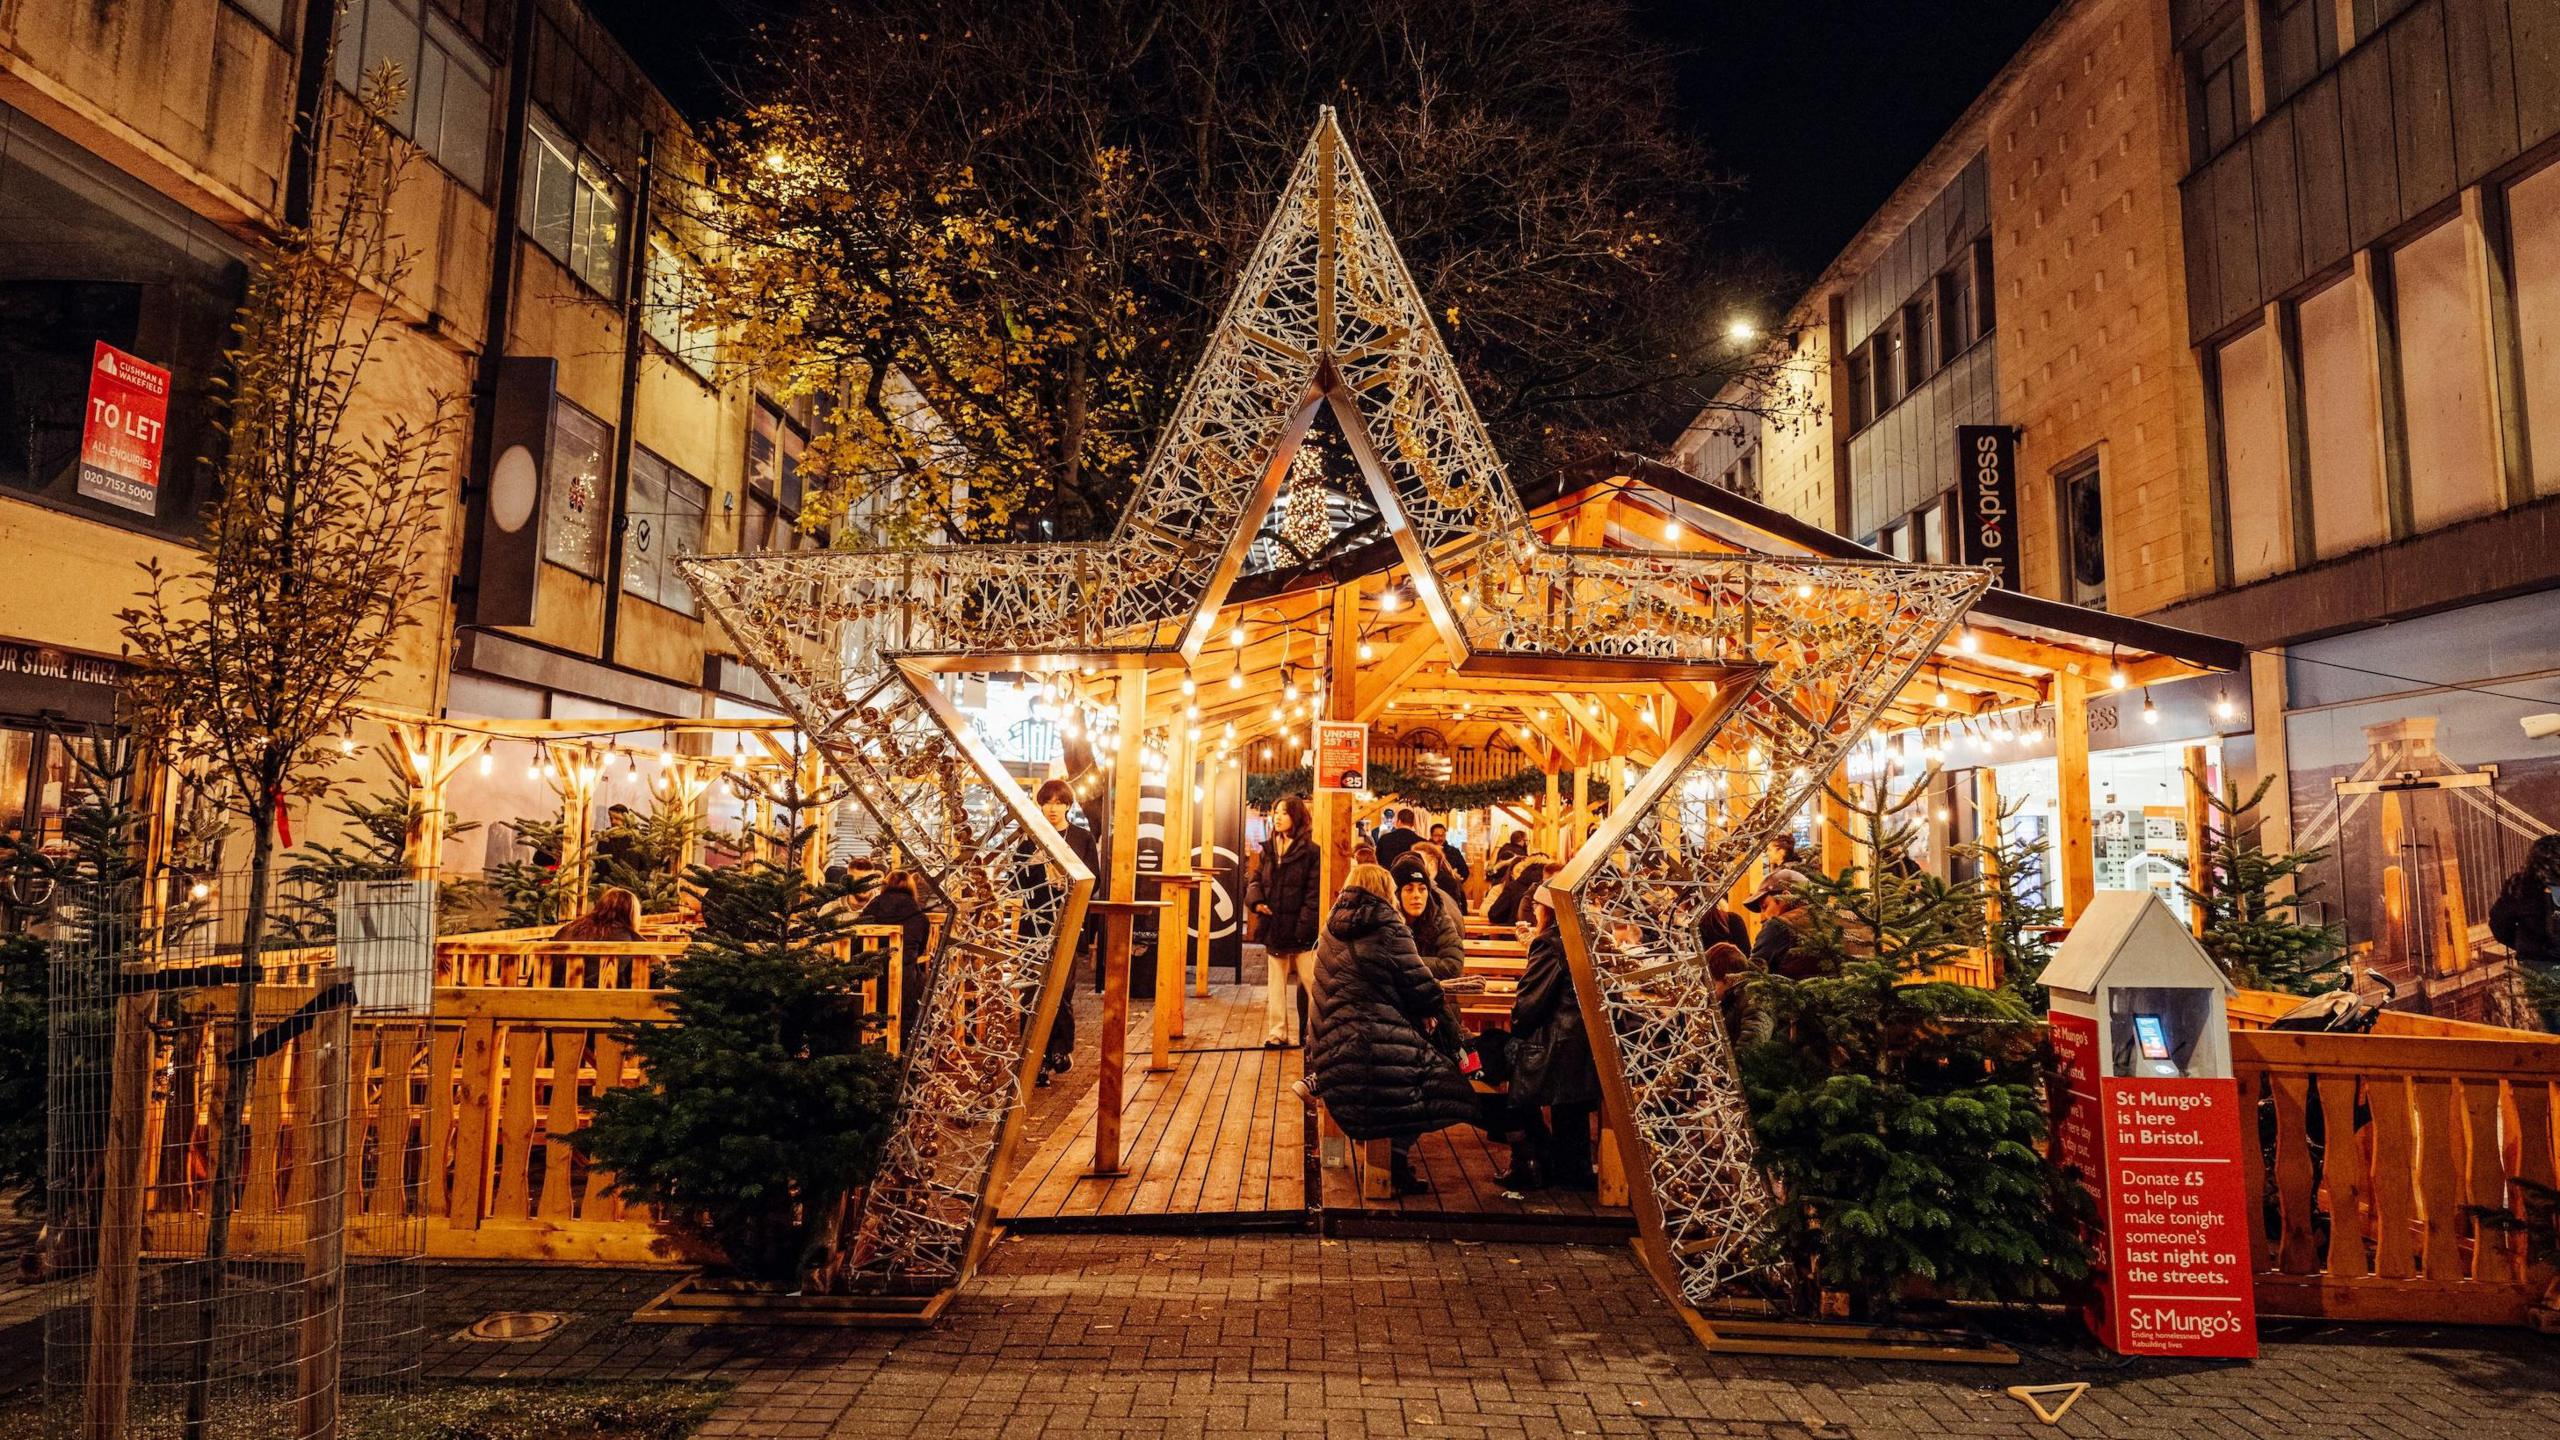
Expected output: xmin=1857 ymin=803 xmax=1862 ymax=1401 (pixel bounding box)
xmin=1955 ymin=424 xmax=2019 ymax=589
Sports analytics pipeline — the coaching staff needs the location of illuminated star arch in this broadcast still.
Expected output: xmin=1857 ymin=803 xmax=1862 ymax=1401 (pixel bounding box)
xmin=684 ymin=111 xmax=1987 ymax=1308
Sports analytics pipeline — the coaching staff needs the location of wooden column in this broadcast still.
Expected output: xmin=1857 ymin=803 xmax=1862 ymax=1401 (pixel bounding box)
xmin=2055 ymin=670 xmax=2095 ymax=922
xmin=2183 ymin=745 xmax=2213 ymax=937
xmin=1540 ymin=766 xmax=1561 ymax=855
xmin=1194 ymin=764 xmax=1218 ymax=997
xmin=1157 ymin=721 xmax=1194 ymax=1046
xmin=1975 ymin=767 xmax=2004 ymax=966
xmin=1318 ymin=584 xmax=1361 ymax=899
xmin=82 ymin=991 xmax=156 ymax=1440
xmin=294 ymin=978 xmax=353 ymax=1440
xmin=1819 ymin=764 xmax=1856 ymax=879
xmin=384 ymin=722 xmax=487 ymax=878
xmin=1570 ymin=764 xmax=1590 ymax=856
xmin=1091 ymin=665 xmax=1149 ymax=1177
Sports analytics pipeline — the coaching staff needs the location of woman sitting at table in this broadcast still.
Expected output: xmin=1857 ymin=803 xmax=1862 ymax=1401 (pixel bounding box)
xmin=1390 ymin=855 xmax=1469 ymax=1056
xmin=1509 ymin=886 xmax=1601 ymax=1191
xmin=1486 ymin=858 xmax=1550 ymax=929
xmin=1309 ymin=863 xmax=1481 ymax=1195
xmin=554 ymin=886 xmax=643 ymax=943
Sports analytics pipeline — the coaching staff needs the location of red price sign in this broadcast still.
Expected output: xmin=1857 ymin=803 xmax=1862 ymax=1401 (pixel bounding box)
xmin=1313 ymin=720 xmax=1367 ymax=793
xmin=78 ymin=342 xmax=171 ymax=516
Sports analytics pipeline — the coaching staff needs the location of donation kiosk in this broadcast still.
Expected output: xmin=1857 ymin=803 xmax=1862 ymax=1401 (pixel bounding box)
xmin=2044 ymin=892 xmax=2257 ymax=1358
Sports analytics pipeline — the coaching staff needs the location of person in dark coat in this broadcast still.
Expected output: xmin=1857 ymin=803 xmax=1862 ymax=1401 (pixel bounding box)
xmin=1509 ymin=890 xmax=1602 ymax=1190
xmin=1697 ymin=897 xmax=1751 ymax=955
xmin=1309 ymin=864 xmax=1482 ymax=1194
xmin=1020 ymin=778 xmax=1102 ymax=1085
xmin=1391 ymin=854 xmax=1470 ymax=1055
xmin=1745 ymin=868 xmax=1824 ymax=980
xmin=859 ymin=871 xmax=935 ymax=1041
xmin=1429 ymin=824 xmax=1469 ymax=885
xmin=1486 ymin=859 xmax=1550 ymax=929
xmin=554 ymin=886 xmax=643 ymax=943
xmin=1412 ymin=841 xmax=1468 ymax=916
xmin=2492 ymin=836 xmax=2560 ymax=1026
xmin=1373 ymin=808 xmax=1422 ymax=870
xmin=1251 ymin=795 xmax=1324 ymax=1047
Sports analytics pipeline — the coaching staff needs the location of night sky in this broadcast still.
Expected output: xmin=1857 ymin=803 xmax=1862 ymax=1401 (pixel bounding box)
xmin=592 ymin=0 xmax=2061 ymax=291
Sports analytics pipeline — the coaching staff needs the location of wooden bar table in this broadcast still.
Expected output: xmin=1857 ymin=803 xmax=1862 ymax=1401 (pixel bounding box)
xmin=1148 ymin=873 xmax=1206 ymax=1070
xmin=1191 ymin=864 xmax=1229 ymax=999
xmin=1085 ymin=897 xmax=1167 ymax=1178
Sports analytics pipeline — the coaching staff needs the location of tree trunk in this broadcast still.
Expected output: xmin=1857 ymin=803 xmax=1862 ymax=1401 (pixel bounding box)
xmin=182 ymin=807 xmax=278 ymax=1440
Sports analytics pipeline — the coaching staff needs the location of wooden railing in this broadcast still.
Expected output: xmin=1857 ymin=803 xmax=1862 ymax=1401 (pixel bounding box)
xmin=135 ymin=923 xmax=906 ymax=1267
xmin=2231 ymin=1024 xmax=2560 ymax=1325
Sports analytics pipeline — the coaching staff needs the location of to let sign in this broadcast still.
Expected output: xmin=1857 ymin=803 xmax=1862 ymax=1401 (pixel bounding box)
xmin=2052 ymin=1010 xmax=2258 ymax=1358
xmin=79 ymin=342 xmax=171 ymax=516
xmin=1313 ymin=720 xmax=1368 ymax=793
xmin=1954 ymin=424 xmax=2018 ymax=589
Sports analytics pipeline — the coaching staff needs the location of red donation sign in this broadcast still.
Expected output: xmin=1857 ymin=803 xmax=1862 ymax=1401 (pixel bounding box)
xmin=2051 ymin=1009 xmax=2257 ymax=1358
xmin=79 ymin=342 xmax=171 ymax=516
xmin=1313 ymin=720 xmax=1368 ymax=793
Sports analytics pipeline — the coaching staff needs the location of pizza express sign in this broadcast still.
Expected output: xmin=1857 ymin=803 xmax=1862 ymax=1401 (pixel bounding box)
xmin=1955 ymin=425 xmax=2020 ymax=590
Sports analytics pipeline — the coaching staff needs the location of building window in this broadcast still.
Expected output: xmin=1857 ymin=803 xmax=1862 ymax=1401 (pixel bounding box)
xmin=1903 ymin=299 xmax=1933 ymax=386
xmin=2216 ymin=323 xmax=2293 ymax=583
xmin=1871 ymin=334 xmax=1901 ymax=413
xmin=2506 ymin=159 xmax=2560 ymax=499
xmin=1936 ymin=262 xmax=1972 ymax=360
xmin=1971 ymin=237 xmax=1996 ymax=334
xmin=2391 ymin=218 xmax=2502 ymax=531
xmin=2057 ymin=456 xmax=2107 ymax=607
xmin=2261 ymin=0 xmax=2340 ymax=106
xmin=1846 ymin=351 xmax=1873 ymax=431
xmin=2296 ymin=275 xmax=2389 ymax=553
xmin=744 ymin=400 xmax=813 ymax=551
xmin=621 ymin=447 xmax=709 ymax=614
xmin=335 ymin=0 xmax=491 ymax=190
xmin=2187 ymin=18 xmax=2249 ymax=165
xmin=226 ymin=0 xmax=290 ymax=33
xmin=644 ymin=237 xmax=717 ymax=377
xmin=521 ymin=110 xmax=623 ymax=297
xmin=543 ymin=397 xmax=612 ymax=578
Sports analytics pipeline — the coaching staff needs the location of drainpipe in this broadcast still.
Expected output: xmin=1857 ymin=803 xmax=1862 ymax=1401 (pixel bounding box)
xmin=457 ymin=0 xmax=541 ymax=628
xmin=599 ymin=131 xmax=656 ymax=666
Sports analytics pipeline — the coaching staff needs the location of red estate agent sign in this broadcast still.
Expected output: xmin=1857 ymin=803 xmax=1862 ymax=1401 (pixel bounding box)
xmin=78 ymin=341 xmax=170 ymax=516
xmin=2053 ymin=1010 xmax=2258 ymax=1358
xmin=1313 ymin=720 xmax=1368 ymax=793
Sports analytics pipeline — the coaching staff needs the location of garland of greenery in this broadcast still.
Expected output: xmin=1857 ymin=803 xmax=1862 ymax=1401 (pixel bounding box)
xmin=1246 ymin=761 xmax=1570 ymax=814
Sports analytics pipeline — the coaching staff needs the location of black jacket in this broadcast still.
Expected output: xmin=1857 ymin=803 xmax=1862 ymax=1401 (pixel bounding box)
xmin=1309 ymin=889 xmax=1482 ymax=1141
xmin=1698 ymin=904 xmax=1751 ymax=955
xmin=1373 ymin=825 xmax=1420 ymax=870
xmin=1439 ymin=842 xmax=1469 ymax=882
xmin=1486 ymin=870 xmax=1542 ymax=928
xmin=1509 ymin=927 xmax=1601 ymax=1108
xmin=1017 ymin=823 xmax=1099 ymax=937
xmin=1405 ymin=888 xmax=1468 ymax=978
xmin=859 ymin=886 xmax=936 ymax=1034
xmin=1750 ymin=905 xmax=1826 ymax=980
xmin=1253 ymin=836 xmax=1323 ymax=954
xmin=2491 ymin=876 xmax=2560 ymax=968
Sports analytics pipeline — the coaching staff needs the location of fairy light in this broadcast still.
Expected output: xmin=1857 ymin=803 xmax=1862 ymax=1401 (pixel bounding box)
xmin=339 ymin=738 xmax=358 ymax=755
xmin=2214 ymin=688 xmax=2237 ymax=720
xmin=1180 ymin=675 xmax=1197 ymax=697
xmin=1958 ymin=627 xmax=1979 ymax=654
xmin=1228 ymin=670 xmax=1245 ymax=691
xmin=1358 ymin=640 xmax=1375 ymax=662
xmin=478 ymin=751 xmax=494 ymax=776
xmin=1230 ymin=623 xmax=1246 ymax=647
xmin=2141 ymin=689 xmax=2160 ymax=725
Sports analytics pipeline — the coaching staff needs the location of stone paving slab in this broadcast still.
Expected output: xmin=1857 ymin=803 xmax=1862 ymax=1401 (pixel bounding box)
xmin=393 ymin=1234 xmax=2559 ymax=1440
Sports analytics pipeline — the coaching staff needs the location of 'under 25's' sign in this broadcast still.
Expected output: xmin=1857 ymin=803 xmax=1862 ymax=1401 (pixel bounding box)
xmin=1954 ymin=424 xmax=2018 ymax=589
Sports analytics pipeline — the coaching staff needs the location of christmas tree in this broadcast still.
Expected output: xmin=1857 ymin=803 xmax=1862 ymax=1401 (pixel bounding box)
xmin=1737 ymin=780 xmax=2090 ymax=1315
xmin=572 ymin=853 xmax=901 ymax=1283
xmin=2179 ymin=778 xmax=2345 ymax=995
xmin=1960 ymin=798 xmax=2062 ymax=1007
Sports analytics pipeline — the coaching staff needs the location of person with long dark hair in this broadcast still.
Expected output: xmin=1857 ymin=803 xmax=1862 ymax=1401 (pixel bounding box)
xmin=1250 ymin=794 xmax=1323 ymax=1047
xmin=860 ymin=869 xmax=935 ymax=1042
xmin=1508 ymin=884 xmax=1601 ymax=1190
xmin=1020 ymin=778 xmax=1100 ymax=1085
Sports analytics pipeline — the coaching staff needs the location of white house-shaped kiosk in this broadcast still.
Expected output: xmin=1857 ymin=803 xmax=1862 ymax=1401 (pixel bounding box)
xmin=2043 ymin=891 xmax=2236 ymax=1081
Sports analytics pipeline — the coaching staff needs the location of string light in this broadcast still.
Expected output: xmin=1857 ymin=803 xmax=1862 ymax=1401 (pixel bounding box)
xmin=2108 ymin=646 xmax=2128 ymax=690
xmin=2214 ymin=688 xmax=2237 ymax=720
xmin=1958 ymin=627 xmax=1979 ymax=654
xmin=1379 ymin=587 xmax=1402 ymax=612
xmin=1228 ymin=670 xmax=1245 ymax=691
xmin=2141 ymin=689 xmax=2160 ymax=725
xmin=1180 ymin=674 xmax=1196 ymax=697
xmin=339 ymin=737 xmax=358 ymax=755
xmin=479 ymin=751 xmax=494 ymax=776
xmin=1358 ymin=639 xmax=1374 ymax=662
xmin=1230 ymin=623 xmax=1245 ymax=647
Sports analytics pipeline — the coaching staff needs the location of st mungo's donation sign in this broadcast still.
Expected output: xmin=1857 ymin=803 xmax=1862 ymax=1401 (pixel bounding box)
xmin=2044 ymin=893 xmax=2258 ymax=1359
xmin=78 ymin=341 xmax=171 ymax=516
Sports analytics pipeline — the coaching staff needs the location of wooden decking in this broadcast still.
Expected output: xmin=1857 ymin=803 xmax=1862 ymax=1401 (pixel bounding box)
xmin=1318 ymin=1120 xmax=1636 ymax=1243
xmin=998 ymin=988 xmax=1305 ymax=1229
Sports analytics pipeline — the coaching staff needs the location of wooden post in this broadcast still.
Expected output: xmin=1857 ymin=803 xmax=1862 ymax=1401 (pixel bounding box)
xmin=1194 ymin=765 xmax=1218 ymax=997
xmin=1152 ymin=721 xmax=1195 ymax=1060
xmin=1570 ymin=764 xmax=1590 ymax=856
xmin=2055 ymin=670 xmax=2096 ymax=922
xmin=1317 ymin=585 xmax=1360 ymax=900
xmin=1820 ymin=763 xmax=1855 ymax=879
xmin=559 ymin=747 xmax=599 ymax=911
xmin=1092 ymin=666 xmax=1149 ymax=1177
xmin=1975 ymin=767 xmax=2004 ymax=969
xmin=295 ymin=976 xmax=353 ymax=1440
xmin=385 ymin=722 xmax=487 ymax=879
xmin=1541 ymin=765 xmax=1561 ymax=855
xmin=82 ymin=991 xmax=156 ymax=1440
xmin=2182 ymin=745 xmax=2213 ymax=937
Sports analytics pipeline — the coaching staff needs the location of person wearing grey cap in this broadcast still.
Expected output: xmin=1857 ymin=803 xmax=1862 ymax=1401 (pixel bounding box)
xmin=1745 ymin=867 xmax=1821 ymax=980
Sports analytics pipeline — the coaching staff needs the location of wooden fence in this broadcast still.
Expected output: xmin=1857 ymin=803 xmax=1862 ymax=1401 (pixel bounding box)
xmin=136 ymin=924 xmax=905 ymax=1267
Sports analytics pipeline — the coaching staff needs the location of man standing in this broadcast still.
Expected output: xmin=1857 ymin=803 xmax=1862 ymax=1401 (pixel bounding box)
xmin=1428 ymin=822 xmax=1468 ymax=884
xmin=1373 ymin=807 xmax=1422 ymax=870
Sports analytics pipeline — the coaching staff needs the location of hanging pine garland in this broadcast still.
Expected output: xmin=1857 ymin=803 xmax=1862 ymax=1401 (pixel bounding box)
xmin=1246 ymin=761 xmax=1572 ymax=814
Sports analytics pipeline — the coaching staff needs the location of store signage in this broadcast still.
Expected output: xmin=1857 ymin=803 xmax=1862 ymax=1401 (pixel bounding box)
xmin=1955 ymin=425 xmax=2019 ymax=589
xmin=78 ymin=342 xmax=171 ymax=516
xmin=2052 ymin=1010 xmax=2258 ymax=1358
xmin=1313 ymin=720 xmax=1368 ymax=793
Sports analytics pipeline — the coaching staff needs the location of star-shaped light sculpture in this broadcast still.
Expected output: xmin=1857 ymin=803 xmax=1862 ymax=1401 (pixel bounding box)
xmin=684 ymin=112 xmax=1987 ymax=1311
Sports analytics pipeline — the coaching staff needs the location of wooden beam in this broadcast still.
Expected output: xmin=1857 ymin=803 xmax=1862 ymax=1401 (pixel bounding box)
xmin=2183 ymin=745 xmax=2212 ymax=938
xmin=2055 ymin=669 xmax=2095 ymax=921
xmin=1352 ymin=622 xmax=1442 ymax=723
xmin=1318 ymin=585 xmax=1361 ymax=900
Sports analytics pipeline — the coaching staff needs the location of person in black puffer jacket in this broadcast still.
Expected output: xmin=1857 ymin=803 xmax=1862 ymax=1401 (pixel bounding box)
xmin=1509 ymin=890 xmax=1602 ymax=1191
xmin=1251 ymin=795 xmax=1325 ymax=1047
xmin=858 ymin=871 xmax=936 ymax=1042
xmin=1309 ymin=864 xmax=1482 ymax=1194
xmin=1390 ymin=854 xmax=1471 ymax=1057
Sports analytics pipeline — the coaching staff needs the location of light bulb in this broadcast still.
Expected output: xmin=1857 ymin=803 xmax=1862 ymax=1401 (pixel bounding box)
xmin=1230 ymin=624 xmax=1245 ymax=647
xmin=1796 ymin=582 xmax=1813 ymax=598
xmin=1933 ymin=687 xmax=1949 ymax=708
xmin=1185 ymin=702 xmax=1200 ymax=721
xmin=189 ymin=881 xmax=211 ymax=900
xmin=1665 ymin=521 xmax=1683 ymax=542
xmin=2110 ymin=668 xmax=2128 ymax=690
xmin=1959 ymin=628 xmax=1980 ymax=653
xmin=1380 ymin=588 xmax=1401 ymax=612
xmin=1358 ymin=641 xmax=1374 ymax=662
xmin=1228 ymin=671 xmax=1244 ymax=691
xmin=339 ymin=738 xmax=357 ymax=755
xmin=1285 ymin=680 xmax=1300 ymax=701
xmin=2214 ymin=691 xmax=2237 ymax=720
xmin=1270 ymin=704 xmax=1285 ymax=721
xmin=2141 ymin=691 xmax=2160 ymax=725
xmin=479 ymin=752 xmax=493 ymax=776
xmin=1181 ymin=676 xmax=1196 ymax=696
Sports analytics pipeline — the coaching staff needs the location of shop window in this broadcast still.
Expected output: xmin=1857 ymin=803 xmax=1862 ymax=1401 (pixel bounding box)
xmin=2058 ymin=456 xmax=2107 ymax=608
xmin=2186 ymin=17 xmax=2249 ymax=166
xmin=0 ymin=727 xmax=29 ymax=836
xmin=644 ymin=237 xmax=717 ymax=377
xmin=335 ymin=0 xmax=491 ymax=191
xmin=542 ymin=398 xmax=612 ymax=578
xmin=2507 ymin=159 xmax=2560 ymax=498
xmin=521 ymin=110 xmax=622 ymax=297
xmin=2391 ymin=218 xmax=2501 ymax=531
xmin=2216 ymin=322 xmax=2293 ymax=583
xmin=621 ymin=447 xmax=708 ymax=615
xmin=2296 ymin=276 xmax=2389 ymax=554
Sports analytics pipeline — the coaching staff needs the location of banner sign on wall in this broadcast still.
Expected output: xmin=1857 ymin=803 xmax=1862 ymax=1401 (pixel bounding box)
xmin=78 ymin=342 xmax=170 ymax=516
xmin=1314 ymin=720 xmax=1368 ymax=793
xmin=1208 ymin=762 xmax=1246 ymax=980
xmin=1954 ymin=424 xmax=2019 ymax=589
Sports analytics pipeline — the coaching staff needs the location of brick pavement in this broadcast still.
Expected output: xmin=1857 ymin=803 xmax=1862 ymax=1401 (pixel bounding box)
xmin=388 ymin=1233 xmax=2558 ymax=1440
